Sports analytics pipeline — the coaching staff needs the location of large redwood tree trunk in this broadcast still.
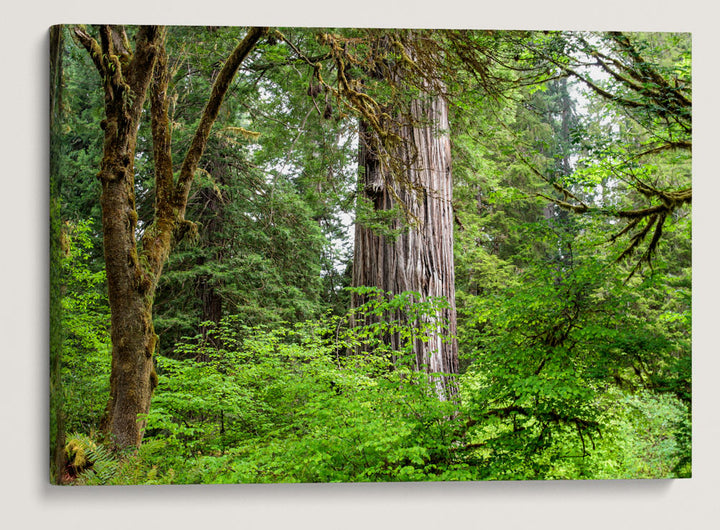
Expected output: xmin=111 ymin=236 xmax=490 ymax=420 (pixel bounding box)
xmin=353 ymin=92 xmax=459 ymax=396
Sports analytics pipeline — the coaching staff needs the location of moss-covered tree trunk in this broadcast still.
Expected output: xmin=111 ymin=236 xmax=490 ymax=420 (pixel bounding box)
xmin=73 ymin=24 xmax=267 ymax=449
xmin=49 ymin=24 xmax=66 ymax=483
xmin=72 ymin=25 xmax=164 ymax=449
xmin=353 ymin=92 xmax=459 ymax=397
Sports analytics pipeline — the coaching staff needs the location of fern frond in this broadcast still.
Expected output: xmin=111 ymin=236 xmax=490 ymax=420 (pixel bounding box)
xmin=64 ymin=433 xmax=119 ymax=485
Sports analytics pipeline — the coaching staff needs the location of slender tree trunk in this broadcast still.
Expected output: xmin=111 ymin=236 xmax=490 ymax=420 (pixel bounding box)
xmin=49 ymin=24 xmax=66 ymax=483
xmin=353 ymin=92 xmax=459 ymax=396
xmin=196 ymin=157 xmax=227 ymax=350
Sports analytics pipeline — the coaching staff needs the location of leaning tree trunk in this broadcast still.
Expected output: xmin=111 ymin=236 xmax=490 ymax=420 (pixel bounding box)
xmin=352 ymin=93 xmax=459 ymax=397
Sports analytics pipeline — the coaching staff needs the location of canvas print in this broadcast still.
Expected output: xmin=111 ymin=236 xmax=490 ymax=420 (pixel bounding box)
xmin=49 ymin=25 xmax=691 ymax=485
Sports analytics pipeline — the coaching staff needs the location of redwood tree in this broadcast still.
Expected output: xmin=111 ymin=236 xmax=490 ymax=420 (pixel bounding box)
xmin=314 ymin=31 xmax=460 ymax=395
xmin=73 ymin=25 xmax=267 ymax=449
xmin=353 ymin=92 xmax=459 ymax=396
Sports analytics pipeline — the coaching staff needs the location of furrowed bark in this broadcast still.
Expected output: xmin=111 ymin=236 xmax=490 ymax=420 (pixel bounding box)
xmin=353 ymin=92 xmax=459 ymax=397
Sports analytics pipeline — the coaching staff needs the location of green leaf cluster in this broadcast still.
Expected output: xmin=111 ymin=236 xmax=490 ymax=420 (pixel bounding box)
xmin=142 ymin=293 xmax=465 ymax=483
xmin=60 ymin=220 xmax=111 ymax=434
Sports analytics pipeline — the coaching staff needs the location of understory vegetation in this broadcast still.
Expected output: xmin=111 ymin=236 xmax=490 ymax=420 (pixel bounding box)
xmin=60 ymin=226 xmax=690 ymax=484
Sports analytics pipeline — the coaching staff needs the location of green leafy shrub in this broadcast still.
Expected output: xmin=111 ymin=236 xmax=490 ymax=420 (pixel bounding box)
xmin=143 ymin=289 xmax=468 ymax=483
xmin=60 ymin=220 xmax=111 ymax=434
xmin=456 ymin=257 xmax=691 ymax=480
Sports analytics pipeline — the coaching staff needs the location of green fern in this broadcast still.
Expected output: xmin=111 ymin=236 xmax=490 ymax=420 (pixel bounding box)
xmin=64 ymin=433 xmax=119 ymax=485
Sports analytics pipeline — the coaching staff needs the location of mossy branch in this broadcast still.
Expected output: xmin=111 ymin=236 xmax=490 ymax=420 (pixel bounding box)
xmin=524 ymin=144 xmax=689 ymax=279
xmin=72 ymin=26 xmax=106 ymax=76
xmin=174 ymin=26 xmax=268 ymax=217
xmin=149 ymin=26 xmax=174 ymax=213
